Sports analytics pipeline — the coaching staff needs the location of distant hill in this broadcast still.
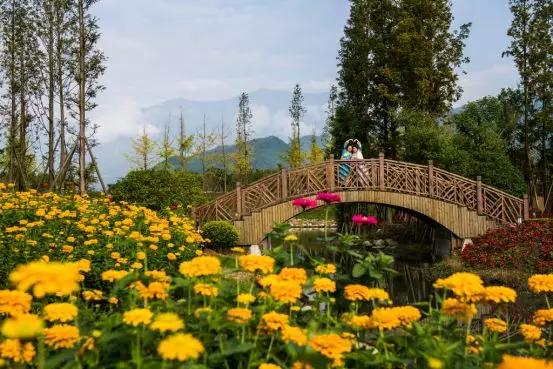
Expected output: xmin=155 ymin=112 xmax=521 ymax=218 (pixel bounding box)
xmin=95 ymin=89 xmax=329 ymax=185
xmin=165 ymin=134 xmax=324 ymax=173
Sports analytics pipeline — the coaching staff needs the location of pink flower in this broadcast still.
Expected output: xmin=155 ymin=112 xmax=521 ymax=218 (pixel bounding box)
xmin=292 ymin=197 xmax=318 ymax=210
xmin=316 ymin=192 xmax=342 ymax=204
xmin=351 ymin=214 xmax=378 ymax=226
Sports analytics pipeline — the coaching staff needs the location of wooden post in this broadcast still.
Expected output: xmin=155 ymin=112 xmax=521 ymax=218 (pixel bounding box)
xmin=236 ymin=182 xmax=243 ymax=220
xmin=476 ymin=176 xmax=483 ymax=214
xmin=523 ymin=194 xmax=529 ymax=220
xmin=326 ymin=154 xmax=335 ymax=191
xmin=428 ymin=160 xmax=434 ymax=197
xmin=378 ymin=152 xmax=385 ymax=190
xmin=280 ymin=168 xmax=288 ymax=200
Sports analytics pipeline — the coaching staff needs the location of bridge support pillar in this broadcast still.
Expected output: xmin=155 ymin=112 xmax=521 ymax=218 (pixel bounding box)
xmin=428 ymin=160 xmax=434 ymax=197
xmin=523 ymin=194 xmax=529 ymax=220
xmin=476 ymin=176 xmax=483 ymax=214
xmin=326 ymin=155 xmax=335 ymax=191
xmin=378 ymin=153 xmax=385 ymax=190
xmin=235 ymin=182 xmax=243 ymax=220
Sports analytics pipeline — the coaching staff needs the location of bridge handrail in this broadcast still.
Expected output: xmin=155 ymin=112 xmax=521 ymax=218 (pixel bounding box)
xmin=194 ymin=156 xmax=527 ymax=225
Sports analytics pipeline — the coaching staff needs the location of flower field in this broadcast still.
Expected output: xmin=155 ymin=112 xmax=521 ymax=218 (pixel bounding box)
xmin=0 ymin=185 xmax=551 ymax=369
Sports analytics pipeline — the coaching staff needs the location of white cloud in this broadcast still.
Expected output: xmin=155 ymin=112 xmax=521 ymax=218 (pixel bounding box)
xmin=456 ymin=63 xmax=519 ymax=106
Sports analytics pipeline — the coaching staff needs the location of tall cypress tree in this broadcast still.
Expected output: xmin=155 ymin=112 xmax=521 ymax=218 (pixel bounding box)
xmin=233 ymin=92 xmax=253 ymax=184
xmin=395 ymin=0 xmax=471 ymax=116
xmin=330 ymin=0 xmax=470 ymax=159
xmin=287 ymin=84 xmax=306 ymax=168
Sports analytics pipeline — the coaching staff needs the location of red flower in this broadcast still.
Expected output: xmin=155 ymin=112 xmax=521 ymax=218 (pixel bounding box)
xmin=315 ymin=192 xmax=341 ymax=204
xmin=292 ymin=197 xmax=317 ymax=210
xmin=351 ymin=214 xmax=378 ymax=226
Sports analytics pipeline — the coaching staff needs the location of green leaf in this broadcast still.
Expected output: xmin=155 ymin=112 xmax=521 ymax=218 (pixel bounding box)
xmin=352 ymin=263 xmax=366 ymax=278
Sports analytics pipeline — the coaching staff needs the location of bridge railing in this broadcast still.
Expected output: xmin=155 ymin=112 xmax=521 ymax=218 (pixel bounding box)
xmin=194 ymin=155 xmax=527 ymax=225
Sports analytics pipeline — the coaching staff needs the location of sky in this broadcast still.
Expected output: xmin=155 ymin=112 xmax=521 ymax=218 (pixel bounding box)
xmin=90 ymin=0 xmax=520 ymax=144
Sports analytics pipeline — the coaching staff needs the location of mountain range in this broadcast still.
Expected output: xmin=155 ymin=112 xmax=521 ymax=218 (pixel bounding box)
xmin=95 ymin=89 xmax=330 ymax=184
xmin=169 ymin=134 xmax=324 ymax=173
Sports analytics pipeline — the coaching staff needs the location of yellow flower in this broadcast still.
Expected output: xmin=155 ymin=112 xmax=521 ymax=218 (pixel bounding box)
xmin=123 ymin=308 xmax=153 ymax=326
xmin=133 ymin=281 xmax=169 ymax=300
xmin=519 ymin=324 xmax=541 ymax=342
xmin=238 ymin=255 xmax=275 ymax=274
xmin=150 ymin=313 xmax=184 ymax=333
xmin=426 ymin=358 xmax=444 ymax=369
xmin=193 ymin=283 xmax=218 ymax=297
xmin=433 ymin=272 xmax=484 ymax=302
xmin=82 ymin=290 xmax=103 ymax=301
xmin=179 ymin=256 xmax=221 ymax=277
xmin=309 ymin=333 xmax=352 ymax=367
xmin=167 ymin=253 xmax=176 ymax=261
xmin=348 ymin=315 xmax=371 ymax=329
xmin=259 ymin=364 xmax=281 ymax=369
xmin=260 ymin=311 xmax=289 ymax=332
xmin=344 ymin=285 xmax=389 ymax=302
xmin=365 ymin=306 xmax=420 ymax=330
xmin=236 ymin=293 xmax=256 ymax=305
xmin=532 ymin=308 xmax=553 ymax=326
xmin=528 ymin=274 xmax=553 ymax=294
xmin=157 ymin=333 xmax=204 ymax=361
xmin=291 ymin=361 xmax=314 ymax=369
xmin=442 ymin=298 xmax=476 ymax=321
xmin=483 ymin=286 xmax=516 ymax=304
xmin=0 ymin=339 xmax=35 ymax=363
xmin=0 ymin=290 xmax=32 ymax=317
xmin=227 ymin=308 xmax=252 ymax=324
xmin=315 ymin=264 xmax=337 ymax=275
xmin=313 ymin=278 xmax=336 ymax=293
xmin=284 ymin=234 xmax=298 ymax=242
xmin=281 ymin=325 xmax=307 ymax=346
xmin=484 ymin=318 xmax=507 ymax=333
xmin=269 ymin=280 xmax=302 ymax=304
xmin=108 ymin=297 xmax=118 ymax=304
xmin=496 ymin=354 xmax=553 ymax=369
xmin=9 ymin=261 xmax=82 ymax=298
xmin=136 ymin=252 xmax=146 ymax=260
xmin=258 ymin=274 xmax=280 ymax=288
xmin=1 ymin=314 xmax=44 ymax=339
xmin=278 ymin=268 xmax=307 ymax=285
xmin=43 ymin=325 xmax=80 ymax=350
xmin=43 ymin=303 xmax=78 ymax=323
xmin=101 ymin=270 xmax=129 ymax=282
xmin=194 ymin=307 xmax=212 ymax=318
xmin=230 ymin=247 xmax=246 ymax=254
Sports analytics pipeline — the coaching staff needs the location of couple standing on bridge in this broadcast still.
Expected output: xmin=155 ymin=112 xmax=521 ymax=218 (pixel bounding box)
xmin=339 ymin=138 xmax=368 ymax=183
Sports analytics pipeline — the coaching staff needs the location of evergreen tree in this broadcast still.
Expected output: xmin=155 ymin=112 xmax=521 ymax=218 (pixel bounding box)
xmin=233 ymin=92 xmax=253 ymax=184
xmin=332 ymin=0 xmax=400 ymax=158
xmin=158 ymin=124 xmax=175 ymax=170
xmin=177 ymin=109 xmax=196 ymax=171
xmin=70 ymin=0 xmax=105 ymax=194
xmin=395 ymin=0 xmax=471 ymax=115
xmin=287 ymin=84 xmax=306 ymax=168
xmin=0 ymin=0 xmax=43 ymax=189
xmin=330 ymin=0 xmax=470 ymax=159
xmin=127 ymin=127 xmax=157 ymax=171
xmin=308 ymin=130 xmax=324 ymax=164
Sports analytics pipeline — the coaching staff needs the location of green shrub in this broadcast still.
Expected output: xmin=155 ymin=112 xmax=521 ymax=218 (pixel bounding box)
xmin=109 ymin=169 xmax=206 ymax=210
xmin=202 ymin=221 xmax=239 ymax=249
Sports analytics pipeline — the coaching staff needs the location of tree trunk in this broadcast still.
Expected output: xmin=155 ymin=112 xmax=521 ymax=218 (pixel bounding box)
xmin=47 ymin=0 xmax=56 ymax=188
xmin=8 ymin=0 xmax=17 ymax=182
xmin=56 ymin=6 xmax=67 ymax=191
xmin=18 ymin=32 xmax=27 ymax=190
xmin=78 ymin=0 xmax=86 ymax=194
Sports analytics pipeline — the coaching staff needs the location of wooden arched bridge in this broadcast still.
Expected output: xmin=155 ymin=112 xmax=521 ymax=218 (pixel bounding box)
xmin=193 ymin=154 xmax=529 ymax=245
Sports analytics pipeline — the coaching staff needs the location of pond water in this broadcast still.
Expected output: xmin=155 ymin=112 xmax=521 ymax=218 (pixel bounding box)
xmin=282 ymin=228 xmax=436 ymax=305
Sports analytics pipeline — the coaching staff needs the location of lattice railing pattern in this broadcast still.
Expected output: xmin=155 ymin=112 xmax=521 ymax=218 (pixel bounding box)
xmin=194 ymin=158 xmax=525 ymax=225
xmin=242 ymin=173 xmax=282 ymax=214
